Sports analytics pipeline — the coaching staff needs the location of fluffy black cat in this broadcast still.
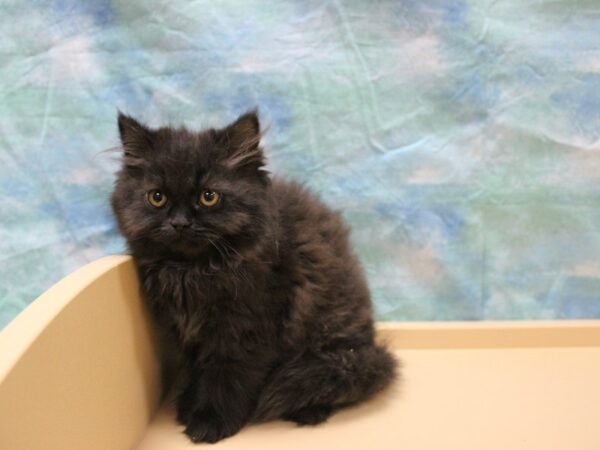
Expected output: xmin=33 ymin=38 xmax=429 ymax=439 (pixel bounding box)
xmin=111 ymin=110 xmax=397 ymax=444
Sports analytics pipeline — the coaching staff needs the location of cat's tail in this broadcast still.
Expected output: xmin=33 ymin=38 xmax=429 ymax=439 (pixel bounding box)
xmin=252 ymin=344 xmax=398 ymax=423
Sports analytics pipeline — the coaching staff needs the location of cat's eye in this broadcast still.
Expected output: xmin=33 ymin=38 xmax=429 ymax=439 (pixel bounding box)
xmin=147 ymin=190 xmax=167 ymax=208
xmin=199 ymin=190 xmax=221 ymax=207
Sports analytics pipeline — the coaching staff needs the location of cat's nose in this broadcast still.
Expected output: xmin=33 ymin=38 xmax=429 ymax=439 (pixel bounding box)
xmin=170 ymin=217 xmax=191 ymax=230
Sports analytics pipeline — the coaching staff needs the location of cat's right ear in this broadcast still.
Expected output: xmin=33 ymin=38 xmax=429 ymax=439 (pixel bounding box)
xmin=117 ymin=112 xmax=153 ymax=157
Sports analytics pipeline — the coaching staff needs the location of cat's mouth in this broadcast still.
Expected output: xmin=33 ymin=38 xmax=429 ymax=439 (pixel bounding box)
xmin=154 ymin=227 xmax=215 ymax=256
xmin=171 ymin=232 xmax=199 ymax=245
xmin=163 ymin=231 xmax=210 ymax=254
xmin=168 ymin=240 xmax=208 ymax=257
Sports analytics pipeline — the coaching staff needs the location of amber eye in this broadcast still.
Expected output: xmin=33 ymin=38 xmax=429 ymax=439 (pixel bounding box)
xmin=199 ymin=190 xmax=220 ymax=207
xmin=147 ymin=190 xmax=167 ymax=208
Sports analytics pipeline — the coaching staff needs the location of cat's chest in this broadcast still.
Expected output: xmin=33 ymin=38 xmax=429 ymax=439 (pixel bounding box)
xmin=139 ymin=262 xmax=257 ymax=345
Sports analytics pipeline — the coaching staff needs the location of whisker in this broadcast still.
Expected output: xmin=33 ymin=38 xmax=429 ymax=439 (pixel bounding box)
xmin=206 ymin=238 xmax=227 ymax=262
xmin=219 ymin=238 xmax=242 ymax=259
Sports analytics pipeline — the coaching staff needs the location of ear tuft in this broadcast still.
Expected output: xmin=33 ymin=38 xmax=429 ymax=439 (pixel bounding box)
xmin=232 ymin=110 xmax=260 ymax=139
xmin=225 ymin=110 xmax=260 ymax=150
xmin=218 ymin=110 xmax=265 ymax=172
xmin=117 ymin=111 xmax=153 ymax=156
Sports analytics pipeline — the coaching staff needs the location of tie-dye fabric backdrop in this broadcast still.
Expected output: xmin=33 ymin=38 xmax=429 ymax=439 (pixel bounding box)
xmin=1 ymin=0 xmax=599 ymax=328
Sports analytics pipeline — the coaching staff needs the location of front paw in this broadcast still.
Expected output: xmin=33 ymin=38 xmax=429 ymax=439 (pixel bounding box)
xmin=184 ymin=414 xmax=243 ymax=444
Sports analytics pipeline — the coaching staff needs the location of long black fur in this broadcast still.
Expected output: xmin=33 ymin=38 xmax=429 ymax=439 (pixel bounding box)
xmin=111 ymin=111 xmax=398 ymax=444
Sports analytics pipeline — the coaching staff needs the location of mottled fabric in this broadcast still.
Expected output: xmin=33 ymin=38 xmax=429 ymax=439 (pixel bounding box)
xmin=1 ymin=0 xmax=599 ymax=328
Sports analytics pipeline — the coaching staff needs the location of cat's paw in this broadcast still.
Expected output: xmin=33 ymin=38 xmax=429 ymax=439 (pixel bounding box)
xmin=283 ymin=405 xmax=334 ymax=426
xmin=184 ymin=416 xmax=242 ymax=444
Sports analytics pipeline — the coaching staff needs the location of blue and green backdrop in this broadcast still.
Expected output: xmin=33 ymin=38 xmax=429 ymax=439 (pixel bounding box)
xmin=1 ymin=0 xmax=599 ymax=328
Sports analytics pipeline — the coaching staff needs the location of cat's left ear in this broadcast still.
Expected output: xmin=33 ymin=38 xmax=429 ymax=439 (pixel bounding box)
xmin=218 ymin=110 xmax=265 ymax=171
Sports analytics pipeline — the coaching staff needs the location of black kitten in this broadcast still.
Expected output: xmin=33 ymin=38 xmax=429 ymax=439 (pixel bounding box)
xmin=111 ymin=111 xmax=397 ymax=444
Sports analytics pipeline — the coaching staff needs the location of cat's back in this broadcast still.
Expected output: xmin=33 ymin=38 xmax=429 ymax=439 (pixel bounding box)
xmin=269 ymin=178 xmax=374 ymax=347
xmin=269 ymin=177 xmax=368 ymax=290
xmin=271 ymin=177 xmax=350 ymax=251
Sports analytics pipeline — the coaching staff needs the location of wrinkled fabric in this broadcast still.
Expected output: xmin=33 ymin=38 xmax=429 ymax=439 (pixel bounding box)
xmin=0 ymin=0 xmax=599 ymax=328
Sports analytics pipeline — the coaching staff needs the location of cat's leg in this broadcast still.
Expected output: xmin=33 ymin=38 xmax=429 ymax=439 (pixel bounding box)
xmin=253 ymin=344 xmax=397 ymax=425
xmin=175 ymin=375 xmax=204 ymax=425
xmin=179 ymin=362 xmax=266 ymax=444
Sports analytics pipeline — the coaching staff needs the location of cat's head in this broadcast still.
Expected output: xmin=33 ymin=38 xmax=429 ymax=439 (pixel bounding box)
xmin=111 ymin=111 xmax=270 ymax=260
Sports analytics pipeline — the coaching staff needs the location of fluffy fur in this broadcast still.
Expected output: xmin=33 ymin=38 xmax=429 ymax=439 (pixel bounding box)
xmin=111 ymin=111 xmax=397 ymax=444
